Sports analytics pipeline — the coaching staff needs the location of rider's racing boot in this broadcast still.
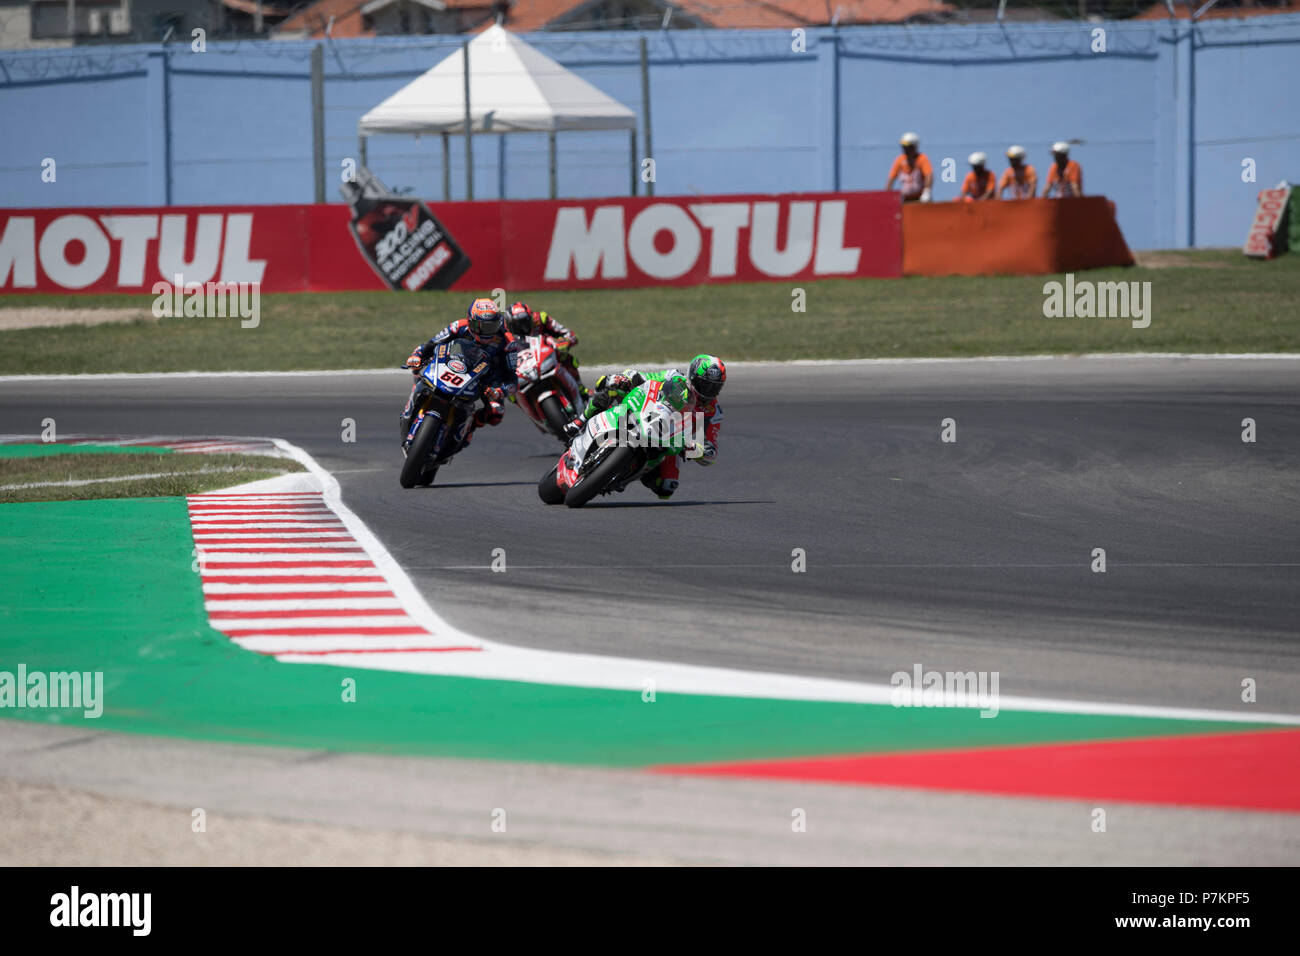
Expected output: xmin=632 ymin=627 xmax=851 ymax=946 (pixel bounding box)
xmin=640 ymin=473 xmax=678 ymax=500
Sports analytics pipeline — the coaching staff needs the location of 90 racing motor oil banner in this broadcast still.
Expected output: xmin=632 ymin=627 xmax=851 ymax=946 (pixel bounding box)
xmin=341 ymin=168 xmax=472 ymax=291
xmin=0 ymin=190 xmax=901 ymax=294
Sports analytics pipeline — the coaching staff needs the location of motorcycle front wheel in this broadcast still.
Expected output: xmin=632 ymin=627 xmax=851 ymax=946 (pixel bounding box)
xmin=537 ymin=465 xmax=565 ymax=505
xmin=564 ymin=445 xmax=637 ymax=509
xmin=399 ymin=409 xmax=444 ymax=488
xmin=539 ymin=393 xmax=571 ymax=440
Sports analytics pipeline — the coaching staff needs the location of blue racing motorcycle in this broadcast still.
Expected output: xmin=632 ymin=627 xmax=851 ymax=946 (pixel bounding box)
xmin=399 ymin=339 xmax=493 ymax=488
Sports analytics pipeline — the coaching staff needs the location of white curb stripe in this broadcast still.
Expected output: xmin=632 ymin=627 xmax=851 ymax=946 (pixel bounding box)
xmin=205 ymin=598 xmax=405 ymax=612
xmin=199 ymin=556 xmax=370 ymax=562
xmin=188 ymin=509 xmax=335 ymax=517
xmin=202 ymin=581 xmax=396 ymax=594
xmin=192 ymin=531 xmax=353 ymax=538
xmin=201 ymin=568 xmax=388 ymax=578
xmin=189 ymin=528 xmax=348 ymax=535
xmin=188 ymin=487 xmax=480 ymax=658
xmin=208 ymin=614 xmax=422 ymax=630
xmin=231 ymin=635 xmax=472 ymax=654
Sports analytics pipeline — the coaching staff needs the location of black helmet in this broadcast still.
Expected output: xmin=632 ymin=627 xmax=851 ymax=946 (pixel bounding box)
xmin=688 ymin=354 xmax=726 ymax=401
xmin=506 ymin=303 xmax=533 ymax=338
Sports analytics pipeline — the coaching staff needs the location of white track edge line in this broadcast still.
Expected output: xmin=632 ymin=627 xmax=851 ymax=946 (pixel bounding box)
xmin=264 ymin=437 xmax=1300 ymax=726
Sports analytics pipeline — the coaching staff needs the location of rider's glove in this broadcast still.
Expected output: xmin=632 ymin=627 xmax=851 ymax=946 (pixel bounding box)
xmin=697 ymin=440 xmax=718 ymax=465
xmin=563 ymin=418 xmax=585 ymax=440
xmin=475 ymin=402 xmax=504 ymax=427
xmin=405 ymin=349 xmax=424 ymax=373
xmin=604 ymin=373 xmax=633 ymax=395
xmin=482 ymin=386 xmax=505 ymax=404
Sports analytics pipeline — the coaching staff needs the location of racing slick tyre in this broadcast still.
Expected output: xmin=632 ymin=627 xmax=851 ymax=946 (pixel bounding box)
xmin=564 ymin=445 xmax=636 ymax=509
xmin=399 ymin=414 xmax=442 ymax=488
xmin=539 ymin=394 xmax=571 ymax=441
xmin=537 ymin=465 xmax=565 ymax=505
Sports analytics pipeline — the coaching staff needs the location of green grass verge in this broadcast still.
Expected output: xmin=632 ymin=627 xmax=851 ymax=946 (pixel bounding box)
xmin=0 ymin=451 xmax=303 ymax=503
xmin=1 ymin=250 xmax=1295 ymax=374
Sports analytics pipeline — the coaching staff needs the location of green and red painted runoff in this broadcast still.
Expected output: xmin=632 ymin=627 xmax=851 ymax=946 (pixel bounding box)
xmin=2 ymin=440 xmax=1297 ymax=814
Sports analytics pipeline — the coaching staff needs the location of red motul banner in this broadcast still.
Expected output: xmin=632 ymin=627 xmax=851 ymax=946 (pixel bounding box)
xmin=498 ymin=191 xmax=902 ymax=288
xmin=0 ymin=191 xmax=901 ymax=294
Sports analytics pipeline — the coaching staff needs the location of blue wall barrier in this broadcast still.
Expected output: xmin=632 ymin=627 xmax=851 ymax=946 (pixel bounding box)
xmin=1 ymin=17 xmax=1298 ymax=251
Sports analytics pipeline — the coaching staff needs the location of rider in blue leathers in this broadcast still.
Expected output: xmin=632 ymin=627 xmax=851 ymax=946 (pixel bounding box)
xmin=399 ymin=298 xmax=520 ymax=451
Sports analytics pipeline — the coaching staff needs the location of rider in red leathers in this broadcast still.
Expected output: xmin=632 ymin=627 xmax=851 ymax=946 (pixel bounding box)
xmin=505 ymin=301 xmax=588 ymax=401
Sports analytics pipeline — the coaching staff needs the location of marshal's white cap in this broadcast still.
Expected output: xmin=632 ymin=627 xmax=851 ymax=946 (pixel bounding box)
xmin=968 ymin=151 xmax=987 ymax=166
xmin=1051 ymin=141 xmax=1070 ymax=154
xmin=900 ymin=132 xmax=920 ymax=147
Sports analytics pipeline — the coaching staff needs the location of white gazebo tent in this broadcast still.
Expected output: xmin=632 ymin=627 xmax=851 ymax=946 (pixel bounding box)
xmin=357 ymin=24 xmax=640 ymax=200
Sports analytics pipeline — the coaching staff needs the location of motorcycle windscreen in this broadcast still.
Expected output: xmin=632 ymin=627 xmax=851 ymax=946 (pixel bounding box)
xmin=428 ymin=340 xmax=489 ymax=399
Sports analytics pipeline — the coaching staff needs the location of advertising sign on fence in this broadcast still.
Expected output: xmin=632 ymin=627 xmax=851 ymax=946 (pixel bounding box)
xmin=0 ymin=190 xmax=902 ymax=294
xmin=1243 ymin=182 xmax=1292 ymax=259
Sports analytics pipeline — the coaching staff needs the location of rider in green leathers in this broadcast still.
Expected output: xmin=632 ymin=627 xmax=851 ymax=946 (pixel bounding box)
xmin=564 ymin=355 xmax=727 ymax=499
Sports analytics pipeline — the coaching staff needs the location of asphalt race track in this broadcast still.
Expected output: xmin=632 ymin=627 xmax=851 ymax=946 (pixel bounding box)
xmin=5 ymin=356 xmax=1299 ymax=709
xmin=3 ymin=356 xmax=1299 ymax=864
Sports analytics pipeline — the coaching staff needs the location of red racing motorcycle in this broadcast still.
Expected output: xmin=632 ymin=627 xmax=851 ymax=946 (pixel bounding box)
xmin=512 ymin=333 xmax=583 ymax=442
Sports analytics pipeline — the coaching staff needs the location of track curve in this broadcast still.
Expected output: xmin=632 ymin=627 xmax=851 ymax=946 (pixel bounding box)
xmin=3 ymin=356 xmax=1298 ymax=714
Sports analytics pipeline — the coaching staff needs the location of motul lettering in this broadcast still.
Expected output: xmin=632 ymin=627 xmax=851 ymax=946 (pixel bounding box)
xmin=749 ymin=201 xmax=815 ymax=275
xmin=2 ymin=190 xmax=900 ymax=293
xmin=39 ymin=215 xmax=110 ymax=289
xmin=403 ymin=242 xmax=452 ymax=291
xmin=0 ymin=213 xmax=267 ymax=290
xmin=544 ymin=199 xmax=863 ymax=282
xmin=545 ymin=206 xmax=626 ymax=281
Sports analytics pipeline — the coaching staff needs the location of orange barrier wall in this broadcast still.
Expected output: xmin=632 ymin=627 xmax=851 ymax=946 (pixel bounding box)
xmin=902 ymin=197 xmax=1134 ymax=277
